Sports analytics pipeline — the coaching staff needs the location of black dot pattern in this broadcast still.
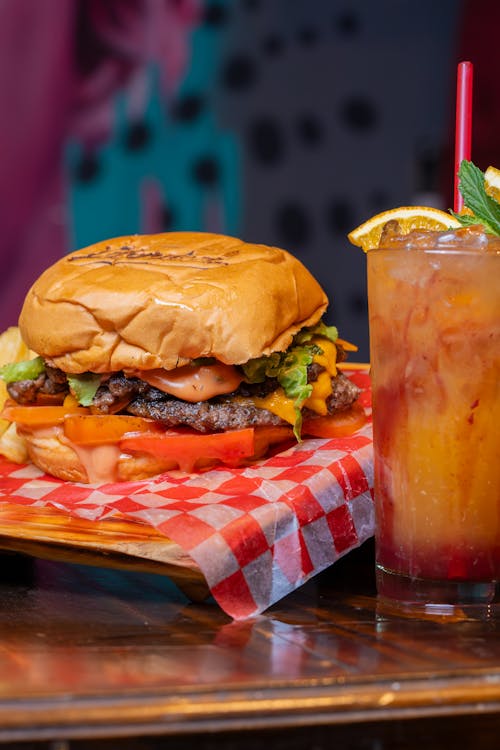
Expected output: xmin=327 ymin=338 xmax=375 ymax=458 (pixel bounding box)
xmin=275 ymin=202 xmax=312 ymax=249
xmin=124 ymin=121 xmax=151 ymax=150
xmin=340 ymin=97 xmax=378 ymax=132
xmin=297 ymin=27 xmax=319 ymax=46
xmin=211 ymin=2 xmax=460 ymax=362
xmin=161 ymin=205 xmax=175 ymax=231
xmin=348 ymin=292 xmax=368 ymax=317
xmin=326 ymin=200 xmax=355 ymax=235
xmin=261 ymin=34 xmax=285 ymax=57
xmin=203 ymin=3 xmax=229 ymax=27
xmin=69 ymin=2 xmax=461 ymax=366
xmin=248 ymin=117 xmax=284 ymax=165
xmin=242 ymin=0 xmax=261 ymax=11
xmin=171 ymin=94 xmax=204 ymax=122
xmin=192 ymin=156 xmax=220 ymax=186
xmin=334 ymin=11 xmax=360 ymax=36
xmin=221 ymin=55 xmax=257 ymax=91
xmin=296 ymin=114 xmax=324 ymax=146
xmin=75 ymin=152 xmax=101 ymax=183
xmin=369 ymin=190 xmax=391 ymax=211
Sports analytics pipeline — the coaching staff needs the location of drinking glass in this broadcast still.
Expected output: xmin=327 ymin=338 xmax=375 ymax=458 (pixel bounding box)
xmin=367 ymin=226 xmax=500 ymax=618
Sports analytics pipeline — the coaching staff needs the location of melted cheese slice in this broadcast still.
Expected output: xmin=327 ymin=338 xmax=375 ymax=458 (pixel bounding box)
xmin=312 ymin=338 xmax=338 ymax=378
xmin=252 ymin=337 xmax=338 ymax=424
xmin=253 ymin=388 xmax=297 ymax=424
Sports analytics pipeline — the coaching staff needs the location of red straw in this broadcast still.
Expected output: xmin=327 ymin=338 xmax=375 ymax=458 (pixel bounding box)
xmin=454 ymin=61 xmax=473 ymax=212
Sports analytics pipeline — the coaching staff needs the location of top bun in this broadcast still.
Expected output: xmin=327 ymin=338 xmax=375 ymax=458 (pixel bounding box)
xmin=19 ymin=232 xmax=328 ymax=373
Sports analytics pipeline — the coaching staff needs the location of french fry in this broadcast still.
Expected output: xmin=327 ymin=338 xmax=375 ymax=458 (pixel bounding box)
xmin=0 ymin=325 xmax=31 ymax=367
xmin=0 ymin=327 xmax=31 ymax=460
xmin=0 ymin=422 xmax=28 ymax=463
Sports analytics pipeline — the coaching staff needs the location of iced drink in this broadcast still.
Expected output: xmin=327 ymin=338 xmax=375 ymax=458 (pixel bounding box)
xmin=368 ymin=225 xmax=500 ymax=617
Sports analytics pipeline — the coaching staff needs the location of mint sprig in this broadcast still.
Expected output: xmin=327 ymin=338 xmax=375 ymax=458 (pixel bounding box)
xmin=451 ymin=160 xmax=500 ymax=235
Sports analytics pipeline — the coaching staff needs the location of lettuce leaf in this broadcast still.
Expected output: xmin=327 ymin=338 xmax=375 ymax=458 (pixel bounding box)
xmin=242 ymin=321 xmax=337 ymax=439
xmin=0 ymin=356 xmax=45 ymax=383
xmin=294 ymin=320 xmax=338 ymax=345
xmin=67 ymin=373 xmax=102 ymax=406
xmin=0 ymin=355 xmax=101 ymax=407
xmin=276 ymin=348 xmax=315 ymax=439
xmin=241 ymin=351 xmax=282 ymax=383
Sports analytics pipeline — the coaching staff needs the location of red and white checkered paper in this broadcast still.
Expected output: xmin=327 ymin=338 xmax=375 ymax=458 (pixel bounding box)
xmin=0 ymin=370 xmax=373 ymax=620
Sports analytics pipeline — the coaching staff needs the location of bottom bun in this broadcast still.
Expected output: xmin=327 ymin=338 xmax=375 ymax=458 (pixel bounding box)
xmin=17 ymin=420 xmax=297 ymax=483
xmin=18 ymin=426 xmax=178 ymax=484
xmin=20 ymin=426 xmax=89 ymax=483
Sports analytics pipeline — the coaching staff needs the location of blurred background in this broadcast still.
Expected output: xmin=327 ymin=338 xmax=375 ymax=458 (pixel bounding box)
xmin=1 ymin=0 xmax=499 ymax=360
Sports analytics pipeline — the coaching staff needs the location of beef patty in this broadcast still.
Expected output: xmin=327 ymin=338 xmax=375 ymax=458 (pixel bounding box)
xmin=126 ymin=371 xmax=360 ymax=432
xmin=7 ymin=360 xmax=360 ymax=433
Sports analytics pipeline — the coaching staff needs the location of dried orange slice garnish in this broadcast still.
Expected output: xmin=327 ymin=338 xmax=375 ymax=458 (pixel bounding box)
xmin=485 ymin=166 xmax=500 ymax=203
xmin=347 ymin=206 xmax=461 ymax=252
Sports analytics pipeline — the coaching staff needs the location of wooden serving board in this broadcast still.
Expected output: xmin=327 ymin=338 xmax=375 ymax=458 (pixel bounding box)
xmin=0 ymin=502 xmax=209 ymax=601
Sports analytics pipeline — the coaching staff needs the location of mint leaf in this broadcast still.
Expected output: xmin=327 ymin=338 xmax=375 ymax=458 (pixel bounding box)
xmin=450 ymin=209 xmax=499 ymax=235
xmin=0 ymin=356 xmax=45 ymax=383
xmin=67 ymin=373 xmax=102 ymax=406
xmin=456 ymin=160 xmax=500 ymax=236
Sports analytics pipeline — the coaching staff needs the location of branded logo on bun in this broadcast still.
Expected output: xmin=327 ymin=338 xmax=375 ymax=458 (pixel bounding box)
xmin=1 ymin=232 xmax=365 ymax=482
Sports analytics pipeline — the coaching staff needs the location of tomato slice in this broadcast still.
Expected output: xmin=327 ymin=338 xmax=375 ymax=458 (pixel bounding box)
xmin=253 ymin=425 xmax=294 ymax=458
xmin=64 ymin=415 xmax=158 ymax=445
xmin=302 ymin=401 xmax=367 ymax=438
xmin=120 ymin=428 xmax=255 ymax=473
xmin=1 ymin=403 xmax=89 ymax=426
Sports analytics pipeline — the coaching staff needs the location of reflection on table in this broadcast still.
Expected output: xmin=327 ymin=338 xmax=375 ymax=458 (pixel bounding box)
xmin=1 ymin=540 xmax=500 ymax=748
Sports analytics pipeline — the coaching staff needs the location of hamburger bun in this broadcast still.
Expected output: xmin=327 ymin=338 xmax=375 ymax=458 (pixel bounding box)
xmin=18 ymin=425 xmax=183 ymax=483
xmin=2 ymin=231 xmax=364 ymax=484
xmin=18 ymin=418 xmax=296 ymax=484
xmin=19 ymin=232 xmax=328 ymax=374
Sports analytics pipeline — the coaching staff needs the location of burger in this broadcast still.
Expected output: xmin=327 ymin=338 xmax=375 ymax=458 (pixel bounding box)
xmin=0 ymin=232 xmax=365 ymax=483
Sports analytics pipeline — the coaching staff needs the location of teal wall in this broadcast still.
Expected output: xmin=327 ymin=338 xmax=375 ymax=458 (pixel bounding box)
xmin=66 ymin=17 xmax=240 ymax=250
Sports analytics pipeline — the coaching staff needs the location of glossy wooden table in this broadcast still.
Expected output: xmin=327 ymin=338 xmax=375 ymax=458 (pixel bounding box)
xmin=1 ymin=540 xmax=500 ymax=749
